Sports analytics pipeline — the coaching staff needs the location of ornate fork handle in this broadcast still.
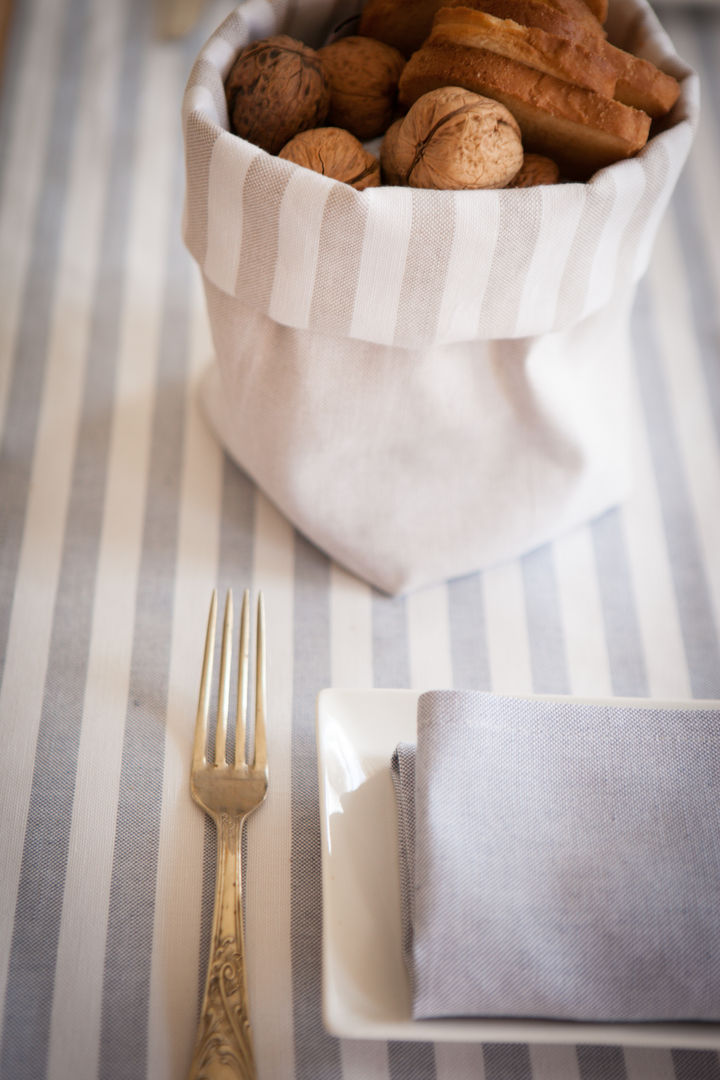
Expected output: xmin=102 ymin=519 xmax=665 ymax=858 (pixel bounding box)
xmin=188 ymin=812 xmax=255 ymax=1080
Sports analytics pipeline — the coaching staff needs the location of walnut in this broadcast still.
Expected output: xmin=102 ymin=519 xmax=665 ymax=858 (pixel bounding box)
xmin=384 ymin=87 xmax=524 ymax=190
xmin=278 ymin=127 xmax=381 ymax=189
xmin=318 ymin=36 xmax=406 ymax=141
xmin=225 ymin=35 xmax=330 ymax=155
xmin=380 ymin=118 xmax=405 ymax=185
xmin=508 ymin=153 xmax=560 ymax=187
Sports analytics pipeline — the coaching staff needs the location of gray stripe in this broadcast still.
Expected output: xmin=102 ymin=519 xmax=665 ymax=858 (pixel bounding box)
xmin=388 ymin=1040 xmax=436 ymax=1079
xmin=0 ymin=1 xmax=99 ymax=1075
xmin=290 ymin=534 xmax=342 ymax=1079
xmin=0 ymin=0 xmax=84 ymax=683
xmin=632 ymin=279 xmax=720 ymax=699
xmin=522 ymin=544 xmax=571 ymax=696
xmin=577 ymin=1044 xmax=627 ymax=1080
xmin=182 ymin=109 xmax=220 ymax=270
xmin=590 ymin=509 xmax=649 ymax=698
xmin=372 ymin=592 xmax=410 ymax=689
xmin=394 ymin=194 xmax=456 ymax=348
xmin=308 ymin=180 xmax=367 ymax=337
xmin=0 ymin=0 xmax=31 ymax=193
xmin=447 ymin=573 xmax=491 ymax=691
xmin=234 ymin=155 xmax=291 ymax=310
xmin=477 ymin=191 xmax=542 ymax=335
xmin=671 ymin=1049 xmax=720 ymax=1080
xmin=555 ymin=176 xmax=629 ymax=330
xmin=98 ymin=75 xmax=196 ymax=1080
xmin=483 ymin=1042 xmax=533 ymax=1079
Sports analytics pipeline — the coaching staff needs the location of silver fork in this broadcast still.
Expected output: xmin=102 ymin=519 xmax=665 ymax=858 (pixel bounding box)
xmin=187 ymin=588 xmax=268 ymax=1080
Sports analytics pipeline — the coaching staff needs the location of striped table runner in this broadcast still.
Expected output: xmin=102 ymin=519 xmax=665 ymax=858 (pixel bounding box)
xmin=0 ymin=0 xmax=719 ymax=1079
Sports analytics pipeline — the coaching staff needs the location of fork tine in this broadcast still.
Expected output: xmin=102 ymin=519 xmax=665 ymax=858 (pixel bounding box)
xmin=214 ymin=589 xmax=233 ymax=766
xmin=252 ymin=592 xmax=267 ymax=773
xmin=193 ymin=589 xmax=217 ymax=770
xmin=235 ymin=588 xmax=250 ymax=768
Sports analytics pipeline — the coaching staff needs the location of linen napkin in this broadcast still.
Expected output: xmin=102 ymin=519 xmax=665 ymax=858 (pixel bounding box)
xmin=391 ymin=690 xmax=720 ymax=1022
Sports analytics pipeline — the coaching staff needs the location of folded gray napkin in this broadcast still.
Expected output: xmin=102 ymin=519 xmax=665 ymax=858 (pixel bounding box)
xmin=391 ymin=690 xmax=720 ymax=1023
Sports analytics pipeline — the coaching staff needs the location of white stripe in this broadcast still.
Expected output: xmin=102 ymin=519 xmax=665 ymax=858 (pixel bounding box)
xmin=0 ymin=0 xmax=67 ymax=439
xmin=407 ymin=584 xmax=453 ymax=690
xmin=237 ymin=0 xmax=277 ymax=42
xmin=248 ymin=492 xmax=297 ymax=1080
xmin=146 ymin=277 xmax=223 ymax=1080
xmin=201 ymin=30 xmax=237 ymax=77
xmin=528 ymin=1043 xmax=581 ymax=1080
xmin=623 ymin=1046 xmax=676 ymax=1080
xmin=268 ymin=168 xmax=332 ymax=330
xmin=182 ymin=82 xmax=219 ymax=123
xmin=340 ymin=1038 xmax=391 ymax=1080
xmin=435 ymin=1042 xmax=486 ymax=1080
xmin=647 ymin=216 xmax=720 ymax=637
xmin=330 ymin=564 xmax=373 ymax=689
xmin=582 ymin=163 xmax=645 ymax=318
xmin=329 ymin=562 xmax=390 ymax=1079
xmin=45 ymin=36 xmax=178 ymax=1080
xmin=0 ymin=0 xmax=111 ymax=1038
xmin=514 ymin=184 xmax=585 ymax=338
xmin=349 ymin=187 xmax=412 ymax=346
xmin=203 ymin=133 xmax=260 ymax=296
xmin=435 ymin=193 xmax=499 ymax=343
xmin=483 ymin=561 xmax=533 ymax=695
xmin=552 ymin=528 xmax=613 ymax=698
xmin=621 ymin=358 xmax=690 ymax=701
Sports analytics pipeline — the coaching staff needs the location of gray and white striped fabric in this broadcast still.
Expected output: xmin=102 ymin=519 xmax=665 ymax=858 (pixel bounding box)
xmin=184 ymin=0 xmax=699 ymax=594
xmin=0 ymin=0 xmax=719 ymax=1078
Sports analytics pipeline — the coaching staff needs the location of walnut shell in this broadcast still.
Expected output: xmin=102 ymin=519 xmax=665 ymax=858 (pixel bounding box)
xmin=388 ymin=86 xmax=523 ymax=190
xmin=508 ymin=153 xmax=560 ymax=187
xmin=279 ymin=127 xmax=381 ymax=189
xmin=380 ymin=118 xmax=405 ymax=185
xmin=318 ymin=36 xmax=406 ymax=141
xmin=225 ymin=35 xmax=330 ymax=155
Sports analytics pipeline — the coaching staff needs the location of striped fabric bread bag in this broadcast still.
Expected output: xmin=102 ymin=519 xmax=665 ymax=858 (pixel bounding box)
xmin=182 ymin=0 xmax=697 ymax=594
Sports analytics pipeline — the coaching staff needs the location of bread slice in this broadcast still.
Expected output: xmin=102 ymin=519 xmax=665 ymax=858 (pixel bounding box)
xmin=602 ymin=42 xmax=679 ymax=117
xmin=442 ymin=0 xmax=605 ymax=47
xmin=431 ymin=8 xmax=616 ymax=96
xmin=398 ymin=40 xmax=651 ymax=178
xmin=440 ymin=0 xmax=680 ymax=116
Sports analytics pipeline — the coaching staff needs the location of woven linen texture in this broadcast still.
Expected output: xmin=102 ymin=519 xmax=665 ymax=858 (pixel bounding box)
xmin=393 ymin=690 xmax=720 ymax=1022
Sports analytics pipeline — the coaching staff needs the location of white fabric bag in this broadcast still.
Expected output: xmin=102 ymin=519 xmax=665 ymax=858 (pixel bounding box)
xmin=182 ymin=0 xmax=697 ymax=594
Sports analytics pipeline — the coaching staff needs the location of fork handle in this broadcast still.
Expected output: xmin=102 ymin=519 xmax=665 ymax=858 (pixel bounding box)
xmin=187 ymin=813 xmax=257 ymax=1080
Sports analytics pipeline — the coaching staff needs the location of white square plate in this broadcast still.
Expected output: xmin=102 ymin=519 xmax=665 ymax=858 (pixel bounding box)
xmin=316 ymin=687 xmax=720 ymax=1049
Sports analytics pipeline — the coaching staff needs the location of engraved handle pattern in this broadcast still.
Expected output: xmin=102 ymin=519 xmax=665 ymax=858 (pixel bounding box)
xmin=187 ymin=814 xmax=256 ymax=1080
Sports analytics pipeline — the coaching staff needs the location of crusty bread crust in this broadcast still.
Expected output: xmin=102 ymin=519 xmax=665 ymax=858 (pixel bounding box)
xmin=436 ymin=1 xmax=680 ymax=116
xmin=442 ymin=0 xmax=605 ymax=47
xmin=542 ymin=0 xmax=606 ymax=34
xmin=358 ymin=0 xmax=443 ymax=56
xmin=398 ymin=41 xmax=651 ymax=178
xmin=577 ymin=0 xmax=608 ymax=29
xmin=601 ymin=41 xmax=679 ymax=116
xmin=432 ymin=8 xmax=616 ymax=96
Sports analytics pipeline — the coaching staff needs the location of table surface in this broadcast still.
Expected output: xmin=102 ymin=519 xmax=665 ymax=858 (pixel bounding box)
xmin=1 ymin=1 xmax=720 ymax=1078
